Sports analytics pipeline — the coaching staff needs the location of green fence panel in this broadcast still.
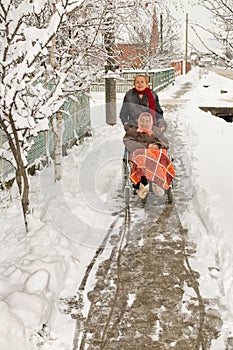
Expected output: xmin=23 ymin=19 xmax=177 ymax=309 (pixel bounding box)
xmin=0 ymin=91 xmax=90 ymax=182
xmin=27 ymin=132 xmax=47 ymax=165
xmin=75 ymin=93 xmax=90 ymax=137
xmin=0 ymin=132 xmax=15 ymax=180
xmin=90 ymin=68 xmax=175 ymax=93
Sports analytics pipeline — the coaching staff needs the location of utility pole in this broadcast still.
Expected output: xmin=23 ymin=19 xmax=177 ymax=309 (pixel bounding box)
xmin=104 ymin=2 xmax=116 ymax=126
xmin=185 ymin=13 xmax=188 ymax=74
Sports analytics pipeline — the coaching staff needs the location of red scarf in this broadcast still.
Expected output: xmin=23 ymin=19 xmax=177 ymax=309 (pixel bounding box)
xmin=134 ymin=87 xmax=156 ymax=123
xmin=136 ymin=128 xmax=152 ymax=136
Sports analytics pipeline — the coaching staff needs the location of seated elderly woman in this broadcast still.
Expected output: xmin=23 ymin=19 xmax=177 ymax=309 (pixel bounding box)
xmin=123 ymin=112 xmax=175 ymax=200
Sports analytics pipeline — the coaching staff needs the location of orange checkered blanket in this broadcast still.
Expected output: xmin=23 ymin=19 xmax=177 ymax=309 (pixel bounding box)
xmin=130 ymin=149 xmax=175 ymax=190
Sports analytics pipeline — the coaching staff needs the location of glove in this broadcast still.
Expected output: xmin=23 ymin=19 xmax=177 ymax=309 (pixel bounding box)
xmin=123 ymin=122 xmax=130 ymax=131
xmin=155 ymin=119 xmax=167 ymax=132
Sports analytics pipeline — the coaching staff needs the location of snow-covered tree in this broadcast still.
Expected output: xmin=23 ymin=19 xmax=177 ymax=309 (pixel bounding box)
xmin=191 ymin=0 xmax=233 ymax=66
xmin=0 ymin=0 xmax=112 ymax=230
xmin=48 ymin=0 xmax=109 ymax=179
xmin=204 ymin=0 xmax=232 ymax=64
xmin=115 ymin=1 xmax=182 ymax=69
xmin=0 ymin=0 xmax=71 ymax=229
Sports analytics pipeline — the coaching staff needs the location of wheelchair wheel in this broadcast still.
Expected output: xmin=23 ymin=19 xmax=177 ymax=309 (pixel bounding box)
xmin=167 ymin=186 xmax=173 ymax=204
xmin=122 ymin=148 xmax=132 ymax=205
xmin=124 ymin=184 xmax=131 ymax=206
xmin=122 ymin=161 xmax=128 ymax=191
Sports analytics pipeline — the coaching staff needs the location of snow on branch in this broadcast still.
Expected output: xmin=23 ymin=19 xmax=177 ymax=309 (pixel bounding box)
xmin=0 ymin=148 xmax=17 ymax=169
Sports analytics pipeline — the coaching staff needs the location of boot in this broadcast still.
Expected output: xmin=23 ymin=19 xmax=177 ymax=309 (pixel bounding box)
xmin=152 ymin=183 xmax=164 ymax=197
xmin=137 ymin=183 xmax=149 ymax=199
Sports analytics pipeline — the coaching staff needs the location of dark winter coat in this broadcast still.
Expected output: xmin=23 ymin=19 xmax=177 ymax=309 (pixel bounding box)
xmin=123 ymin=126 xmax=169 ymax=153
xmin=119 ymin=88 xmax=164 ymax=127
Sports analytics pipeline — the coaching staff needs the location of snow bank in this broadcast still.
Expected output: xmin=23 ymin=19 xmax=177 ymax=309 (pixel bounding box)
xmin=177 ymin=69 xmax=233 ymax=338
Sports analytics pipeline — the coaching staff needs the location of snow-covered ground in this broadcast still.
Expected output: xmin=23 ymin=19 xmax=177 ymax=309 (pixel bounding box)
xmin=0 ymin=67 xmax=233 ymax=349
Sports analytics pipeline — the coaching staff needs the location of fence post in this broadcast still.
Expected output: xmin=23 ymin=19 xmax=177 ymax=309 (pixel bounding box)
xmin=105 ymin=74 xmax=116 ymax=125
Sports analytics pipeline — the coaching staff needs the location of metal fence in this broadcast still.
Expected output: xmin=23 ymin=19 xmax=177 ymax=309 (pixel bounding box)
xmin=0 ymin=92 xmax=90 ymax=182
xmin=90 ymin=68 xmax=175 ymax=93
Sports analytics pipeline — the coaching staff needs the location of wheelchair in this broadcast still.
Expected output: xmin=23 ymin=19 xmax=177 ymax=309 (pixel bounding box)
xmin=122 ymin=147 xmax=173 ymax=206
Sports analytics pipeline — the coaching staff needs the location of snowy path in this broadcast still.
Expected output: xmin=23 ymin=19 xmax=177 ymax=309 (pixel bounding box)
xmin=61 ymin=81 xmax=224 ymax=350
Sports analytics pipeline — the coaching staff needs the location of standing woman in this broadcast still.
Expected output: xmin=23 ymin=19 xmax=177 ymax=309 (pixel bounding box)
xmin=119 ymin=74 xmax=166 ymax=131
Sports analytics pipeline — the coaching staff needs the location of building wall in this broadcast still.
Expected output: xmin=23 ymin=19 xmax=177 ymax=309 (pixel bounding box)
xmin=171 ymin=61 xmax=192 ymax=75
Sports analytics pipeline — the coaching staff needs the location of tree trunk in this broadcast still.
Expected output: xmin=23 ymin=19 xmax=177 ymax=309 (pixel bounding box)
xmin=0 ymin=129 xmax=2 ymax=177
xmin=53 ymin=111 xmax=63 ymax=182
xmin=45 ymin=130 xmax=51 ymax=165
xmin=1 ymin=115 xmax=30 ymax=231
xmin=16 ymin=162 xmax=30 ymax=231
